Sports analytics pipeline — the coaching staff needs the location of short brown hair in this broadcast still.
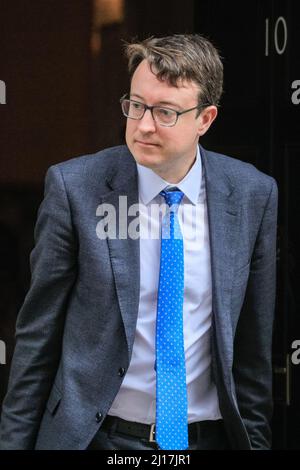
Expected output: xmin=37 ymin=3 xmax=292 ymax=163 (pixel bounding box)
xmin=125 ymin=34 xmax=223 ymax=107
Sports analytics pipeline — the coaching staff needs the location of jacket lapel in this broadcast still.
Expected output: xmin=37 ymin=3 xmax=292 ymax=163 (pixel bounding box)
xmin=99 ymin=160 xmax=140 ymax=360
xmin=201 ymin=146 xmax=241 ymax=385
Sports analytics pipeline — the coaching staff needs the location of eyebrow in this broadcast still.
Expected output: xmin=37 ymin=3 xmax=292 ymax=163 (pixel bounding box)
xmin=130 ymin=93 xmax=180 ymax=108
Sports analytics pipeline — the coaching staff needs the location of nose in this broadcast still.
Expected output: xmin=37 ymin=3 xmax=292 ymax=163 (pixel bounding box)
xmin=137 ymin=108 xmax=156 ymax=133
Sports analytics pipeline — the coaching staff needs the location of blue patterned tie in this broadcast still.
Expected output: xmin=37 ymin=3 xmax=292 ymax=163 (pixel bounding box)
xmin=155 ymin=188 xmax=188 ymax=450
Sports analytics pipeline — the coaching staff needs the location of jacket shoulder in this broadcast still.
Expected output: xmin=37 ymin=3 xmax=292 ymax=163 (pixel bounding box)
xmin=203 ymin=148 xmax=277 ymax=195
xmin=52 ymin=145 xmax=133 ymax=174
xmin=44 ymin=145 xmax=136 ymax=191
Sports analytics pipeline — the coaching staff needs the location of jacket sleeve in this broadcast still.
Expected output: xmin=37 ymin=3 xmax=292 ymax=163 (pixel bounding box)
xmin=0 ymin=165 xmax=77 ymax=450
xmin=233 ymin=177 xmax=278 ymax=449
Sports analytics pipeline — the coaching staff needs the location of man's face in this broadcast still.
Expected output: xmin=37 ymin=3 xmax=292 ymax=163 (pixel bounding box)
xmin=125 ymin=59 xmax=216 ymax=183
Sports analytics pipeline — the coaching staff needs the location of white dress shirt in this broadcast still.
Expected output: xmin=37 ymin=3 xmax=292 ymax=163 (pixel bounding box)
xmin=109 ymin=146 xmax=222 ymax=424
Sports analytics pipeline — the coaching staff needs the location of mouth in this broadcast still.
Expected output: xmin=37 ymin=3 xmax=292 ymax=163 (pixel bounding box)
xmin=135 ymin=140 xmax=159 ymax=147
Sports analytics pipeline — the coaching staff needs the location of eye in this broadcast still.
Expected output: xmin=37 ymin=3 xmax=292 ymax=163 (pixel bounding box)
xmin=131 ymin=101 xmax=143 ymax=110
xmin=157 ymin=107 xmax=174 ymax=117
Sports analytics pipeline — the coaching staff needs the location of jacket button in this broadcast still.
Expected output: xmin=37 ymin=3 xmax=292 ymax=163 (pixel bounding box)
xmin=95 ymin=412 xmax=103 ymax=423
xmin=118 ymin=367 xmax=126 ymax=377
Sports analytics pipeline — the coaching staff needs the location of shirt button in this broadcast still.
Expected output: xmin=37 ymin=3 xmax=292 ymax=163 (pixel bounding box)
xmin=95 ymin=412 xmax=103 ymax=423
xmin=118 ymin=367 xmax=126 ymax=377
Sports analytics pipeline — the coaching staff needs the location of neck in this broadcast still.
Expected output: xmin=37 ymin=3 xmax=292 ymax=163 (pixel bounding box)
xmin=154 ymin=154 xmax=197 ymax=184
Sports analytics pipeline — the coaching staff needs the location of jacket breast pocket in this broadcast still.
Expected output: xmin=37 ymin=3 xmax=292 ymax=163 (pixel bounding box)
xmin=46 ymin=383 xmax=62 ymax=416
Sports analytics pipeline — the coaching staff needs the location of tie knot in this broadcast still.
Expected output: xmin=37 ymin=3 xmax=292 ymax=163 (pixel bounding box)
xmin=160 ymin=189 xmax=184 ymax=209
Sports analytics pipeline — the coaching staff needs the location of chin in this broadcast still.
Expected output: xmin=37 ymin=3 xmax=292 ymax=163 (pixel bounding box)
xmin=130 ymin=145 xmax=162 ymax=169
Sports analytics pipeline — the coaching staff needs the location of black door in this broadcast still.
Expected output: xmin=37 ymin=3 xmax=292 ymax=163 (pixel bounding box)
xmin=195 ymin=0 xmax=300 ymax=449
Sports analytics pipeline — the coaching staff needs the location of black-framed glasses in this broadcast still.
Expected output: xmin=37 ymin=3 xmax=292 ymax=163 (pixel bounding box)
xmin=120 ymin=94 xmax=211 ymax=127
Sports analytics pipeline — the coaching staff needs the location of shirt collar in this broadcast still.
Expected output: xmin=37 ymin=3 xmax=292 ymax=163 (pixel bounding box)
xmin=137 ymin=145 xmax=202 ymax=206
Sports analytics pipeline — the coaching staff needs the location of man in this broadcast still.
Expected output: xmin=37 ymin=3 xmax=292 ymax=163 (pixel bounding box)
xmin=0 ymin=34 xmax=277 ymax=450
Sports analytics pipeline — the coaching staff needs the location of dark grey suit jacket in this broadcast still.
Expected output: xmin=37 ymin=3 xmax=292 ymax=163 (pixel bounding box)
xmin=0 ymin=145 xmax=278 ymax=450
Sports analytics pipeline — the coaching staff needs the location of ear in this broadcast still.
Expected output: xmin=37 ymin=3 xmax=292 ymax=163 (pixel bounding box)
xmin=197 ymin=106 xmax=218 ymax=137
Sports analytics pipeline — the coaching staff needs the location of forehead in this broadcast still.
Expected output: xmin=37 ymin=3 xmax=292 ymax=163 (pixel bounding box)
xmin=130 ymin=59 xmax=200 ymax=104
